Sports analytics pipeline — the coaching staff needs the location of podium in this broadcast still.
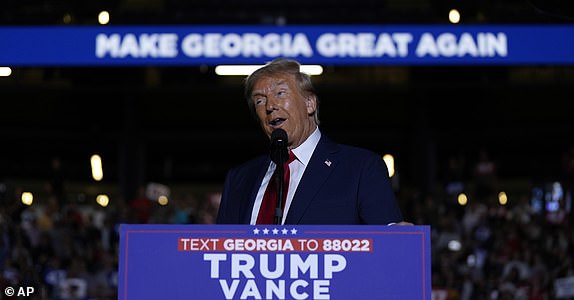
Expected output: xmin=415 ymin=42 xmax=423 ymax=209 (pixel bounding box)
xmin=118 ymin=224 xmax=431 ymax=299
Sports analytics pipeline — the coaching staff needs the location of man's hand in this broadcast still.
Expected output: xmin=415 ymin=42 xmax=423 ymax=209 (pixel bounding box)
xmin=390 ymin=221 xmax=414 ymax=226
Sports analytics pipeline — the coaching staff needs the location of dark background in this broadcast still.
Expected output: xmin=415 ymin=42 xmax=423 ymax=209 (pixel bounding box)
xmin=1 ymin=0 xmax=574 ymax=202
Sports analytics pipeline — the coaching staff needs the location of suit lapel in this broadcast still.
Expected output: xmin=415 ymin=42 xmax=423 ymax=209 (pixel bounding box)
xmin=240 ymin=156 xmax=271 ymax=224
xmin=285 ymin=136 xmax=339 ymax=224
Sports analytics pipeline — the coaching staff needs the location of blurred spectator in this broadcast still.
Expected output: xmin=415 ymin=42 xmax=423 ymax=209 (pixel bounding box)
xmin=444 ymin=153 xmax=466 ymax=206
xmin=509 ymin=193 xmax=533 ymax=225
xmin=48 ymin=157 xmax=66 ymax=205
xmin=461 ymin=199 xmax=488 ymax=236
xmin=169 ymin=194 xmax=196 ymax=224
xmin=196 ymin=192 xmax=221 ymax=224
xmin=473 ymin=148 xmax=498 ymax=201
xmin=36 ymin=196 xmax=59 ymax=232
xmin=128 ymin=186 xmax=152 ymax=224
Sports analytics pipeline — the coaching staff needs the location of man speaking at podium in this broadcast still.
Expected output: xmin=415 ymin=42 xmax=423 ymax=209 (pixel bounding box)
xmin=216 ymin=58 xmax=407 ymax=226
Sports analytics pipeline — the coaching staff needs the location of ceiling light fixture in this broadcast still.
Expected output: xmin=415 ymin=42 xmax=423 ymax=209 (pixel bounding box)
xmin=215 ymin=64 xmax=323 ymax=76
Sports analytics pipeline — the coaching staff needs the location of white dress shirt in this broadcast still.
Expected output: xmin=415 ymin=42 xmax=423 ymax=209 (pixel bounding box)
xmin=250 ymin=127 xmax=321 ymax=225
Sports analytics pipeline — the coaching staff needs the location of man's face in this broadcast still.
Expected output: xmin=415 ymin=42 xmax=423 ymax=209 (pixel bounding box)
xmin=250 ymin=73 xmax=317 ymax=148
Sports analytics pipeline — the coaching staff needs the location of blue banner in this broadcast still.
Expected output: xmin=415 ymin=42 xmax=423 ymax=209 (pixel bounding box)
xmin=1 ymin=25 xmax=574 ymax=66
xmin=118 ymin=224 xmax=431 ymax=300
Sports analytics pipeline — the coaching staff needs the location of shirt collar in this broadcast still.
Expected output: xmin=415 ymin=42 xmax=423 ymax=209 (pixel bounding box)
xmin=291 ymin=126 xmax=320 ymax=166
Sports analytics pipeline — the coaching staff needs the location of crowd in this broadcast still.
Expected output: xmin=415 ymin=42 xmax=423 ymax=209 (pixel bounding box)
xmin=0 ymin=149 xmax=572 ymax=299
xmin=406 ymin=185 xmax=572 ymax=299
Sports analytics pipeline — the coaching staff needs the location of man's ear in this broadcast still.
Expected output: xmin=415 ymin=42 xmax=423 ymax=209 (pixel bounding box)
xmin=306 ymin=94 xmax=317 ymax=115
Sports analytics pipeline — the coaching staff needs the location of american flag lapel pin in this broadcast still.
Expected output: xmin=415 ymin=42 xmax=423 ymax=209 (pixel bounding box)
xmin=324 ymin=159 xmax=332 ymax=167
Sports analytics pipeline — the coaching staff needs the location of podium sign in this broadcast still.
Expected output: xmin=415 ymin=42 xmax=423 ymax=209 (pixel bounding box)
xmin=118 ymin=224 xmax=431 ymax=299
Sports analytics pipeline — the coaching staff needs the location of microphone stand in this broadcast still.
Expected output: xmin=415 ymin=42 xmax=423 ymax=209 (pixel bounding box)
xmin=273 ymin=146 xmax=285 ymax=225
xmin=270 ymin=128 xmax=288 ymax=225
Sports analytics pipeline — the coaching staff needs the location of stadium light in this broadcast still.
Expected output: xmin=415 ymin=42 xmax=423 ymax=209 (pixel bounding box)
xmin=215 ymin=64 xmax=323 ymax=76
xmin=0 ymin=67 xmax=12 ymax=77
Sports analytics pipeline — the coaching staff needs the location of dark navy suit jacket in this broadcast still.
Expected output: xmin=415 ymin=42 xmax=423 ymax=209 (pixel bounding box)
xmin=216 ymin=135 xmax=403 ymax=224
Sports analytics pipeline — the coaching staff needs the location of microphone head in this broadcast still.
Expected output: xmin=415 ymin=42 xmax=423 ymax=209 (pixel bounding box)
xmin=270 ymin=128 xmax=288 ymax=164
xmin=271 ymin=128 xmax=288 ymax=144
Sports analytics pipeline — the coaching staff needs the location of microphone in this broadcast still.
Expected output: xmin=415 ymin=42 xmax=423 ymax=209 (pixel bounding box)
xmin=269 ymin=128 xmax=288 ymax=225
xmin=270 ymin=128 xmax=288 ymax=164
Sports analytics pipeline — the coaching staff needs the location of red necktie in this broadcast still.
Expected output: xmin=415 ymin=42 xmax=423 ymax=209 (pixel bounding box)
xmin=257 ymin=150 xmax=297 ymax=224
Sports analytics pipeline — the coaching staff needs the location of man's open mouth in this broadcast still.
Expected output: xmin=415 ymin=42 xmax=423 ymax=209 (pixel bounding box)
xmin=269 ymin=118 xmax=286 ymax=126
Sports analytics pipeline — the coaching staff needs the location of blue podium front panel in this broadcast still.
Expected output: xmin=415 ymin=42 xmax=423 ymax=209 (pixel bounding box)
xmin=119 ymin=224 xmax=431 ymax=300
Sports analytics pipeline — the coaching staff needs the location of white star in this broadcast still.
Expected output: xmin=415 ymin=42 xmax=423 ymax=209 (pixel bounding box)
xmin=290 ymin=228 xmax=298 ymax=235
xmin=263 ymin=228 xmax=270 ymax=235
xmin=281 ymin=228 xmax=288 ymax=235
xmin=253 ymin=228 xmax=260 ymax=235
xmin=272 ymin=228 xmax=279 ymax=235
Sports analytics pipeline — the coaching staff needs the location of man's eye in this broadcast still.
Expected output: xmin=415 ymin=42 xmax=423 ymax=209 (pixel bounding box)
xmin=254 ymin=98 xmax=265 ymax=105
